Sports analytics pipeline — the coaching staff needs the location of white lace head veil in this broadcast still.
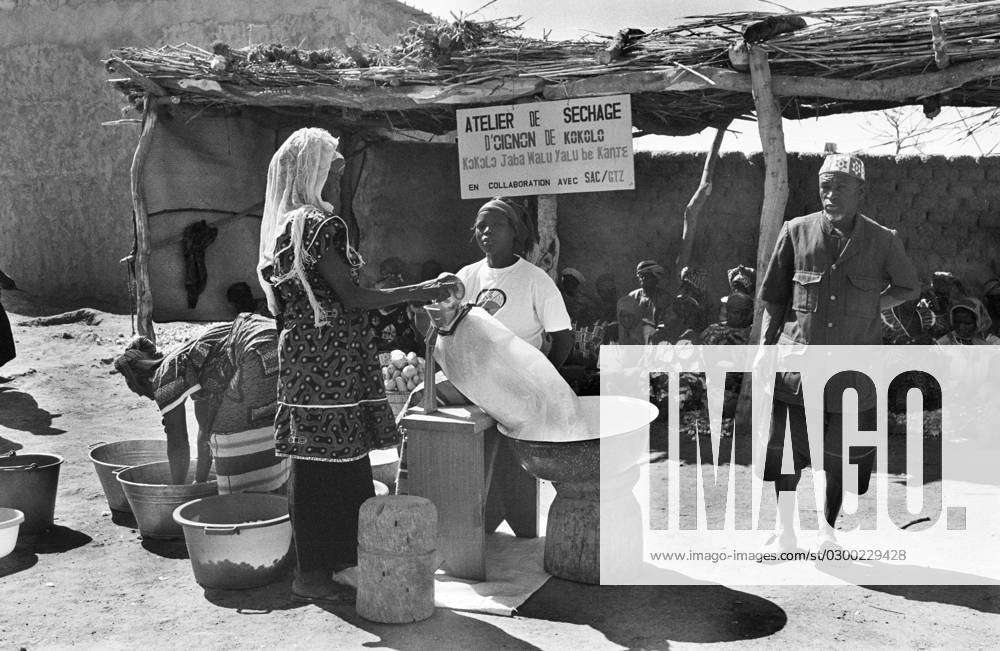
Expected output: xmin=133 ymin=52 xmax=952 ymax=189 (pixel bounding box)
xmin=257 ymin=128 xmax=354 ymax=326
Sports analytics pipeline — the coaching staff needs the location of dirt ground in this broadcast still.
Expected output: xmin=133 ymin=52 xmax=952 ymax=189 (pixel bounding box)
xmin=0 ymin=294 xmax=997 ymax=649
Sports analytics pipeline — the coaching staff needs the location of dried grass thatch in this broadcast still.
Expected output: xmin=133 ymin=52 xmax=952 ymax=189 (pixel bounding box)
xmin=106 ymin=0 xmax=1000 ymax=136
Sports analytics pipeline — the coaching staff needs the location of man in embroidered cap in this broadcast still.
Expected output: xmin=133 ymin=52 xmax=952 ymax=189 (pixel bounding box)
xmin=757 ymin=152 xmax=920 ymax=553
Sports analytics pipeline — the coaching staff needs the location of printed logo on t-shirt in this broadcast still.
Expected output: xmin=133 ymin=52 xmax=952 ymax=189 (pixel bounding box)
xmin=475 ymin=288 xmax=507 ymax=316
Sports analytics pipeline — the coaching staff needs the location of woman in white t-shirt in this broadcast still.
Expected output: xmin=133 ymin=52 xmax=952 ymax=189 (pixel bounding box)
xmin=456 ymin=197 xmax=574 ymax=369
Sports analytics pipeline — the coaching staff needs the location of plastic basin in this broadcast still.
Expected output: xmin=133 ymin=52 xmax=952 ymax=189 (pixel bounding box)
xmin=0 ymin=452 xmax=64 ymax=534
xmin=88 ymin=439 xmax=168 ymax=514
xmin=0 ymin=508 xmax=24 ymax=557
xmin=173 ymin=493 xmax=292 ymax=590
xmin=117 ymin=461 xmax=217 ymax=540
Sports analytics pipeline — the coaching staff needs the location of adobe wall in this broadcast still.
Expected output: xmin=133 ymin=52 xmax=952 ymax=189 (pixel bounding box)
xmin=0 ymin=0 xmax=427 ymax=309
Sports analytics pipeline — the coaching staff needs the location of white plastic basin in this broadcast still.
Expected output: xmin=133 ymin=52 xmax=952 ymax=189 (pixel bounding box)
xmin=0 ymin=507 xmax=24 ymax=558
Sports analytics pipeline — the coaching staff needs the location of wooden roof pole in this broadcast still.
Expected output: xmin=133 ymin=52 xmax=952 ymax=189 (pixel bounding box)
xmin=676 ymin=120 xmax=731 ymax=272
xmin=130 ymin=95 xmax=157 ymax=343
xmin=747 ymin=45 xmax=788 ymax=343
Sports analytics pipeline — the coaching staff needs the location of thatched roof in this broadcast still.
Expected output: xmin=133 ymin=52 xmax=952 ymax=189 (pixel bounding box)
xmin=106 ymin=0 xmax=1000 ymax=137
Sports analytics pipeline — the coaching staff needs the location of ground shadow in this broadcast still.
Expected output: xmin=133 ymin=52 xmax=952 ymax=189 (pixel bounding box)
xmin=518 ymin=564 xmax=787 ymax=646
xmin=332 ymin=602 xmax=543 ymax=650
xmin=0 ymin=550 xmax=38 ymax=579
xmin=111 ymin=510 xmax=137 ymax=528
xmin=202 ymin=575 xmax=300 ymax=614
xmin=0 ymin=388 xmax=65 ymax=435
xmin=140 ymin=538 xmax=189 ymax=559
xmin=204 ymin=578 xmax=543 ymax=648
xmin=0 ymin=434 xmax=23 ymax=454
xmin=16 ymin=525 xmax=91 ymax=554
xmin=817 ymin=560 xmax=1000 ymax=614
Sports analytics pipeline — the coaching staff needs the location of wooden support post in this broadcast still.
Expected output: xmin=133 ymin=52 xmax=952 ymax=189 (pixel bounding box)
xmin=528 ymin=194 xmax=559 ymax=279
xmin=735 ymin=46 xmax=791 ymax=429
xmin=748 ymin=46 xmax=789 ymax=343
xmin=131 ymin=96 xmax=158 ymax=343
xmin=676 ymin=121 xmax=731 ymax=271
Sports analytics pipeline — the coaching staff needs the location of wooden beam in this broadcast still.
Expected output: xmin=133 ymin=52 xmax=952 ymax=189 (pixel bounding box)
xmin=134 ymin=57 xmax=1000 ymax=115
xmin=130 ymin=96 xmax=158 ymax=343
xmin=542 ymin=58 xmax=1000 ymax=103
xmin=748 ymin=46 xmax=788 ymax=345
xmin=107 ymin=59 xmax=166 ymax=96
xmin=159 ymin=76 xmax=545 ymax=111
xmin=676 ymin=120 xmax=731 ymax=272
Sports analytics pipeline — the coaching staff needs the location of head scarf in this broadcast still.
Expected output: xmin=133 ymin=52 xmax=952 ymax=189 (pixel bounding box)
xmin=727 ymin=264 xmax=756 ymax=295
xmin=635 ymin=260 xmax=666 ymax=279
xmin=113 ymin=336 xmax=160 ymax=395
xmin=950 ymin=297 xmax=993 ymax=337
xmin=257 ymin=128 xmax=358 ymax=327
xmin=476 ymin=198 xmax=530 ymax=253
xmin=561 ymin=268 xmax=585 ymax=284
xmin=932 ymin=271 xmax=966 ymax=296
xmin=680 ymin=266 xmax=708 ymax=293
xmin=819 ymin=153 xmax=865 ymax=182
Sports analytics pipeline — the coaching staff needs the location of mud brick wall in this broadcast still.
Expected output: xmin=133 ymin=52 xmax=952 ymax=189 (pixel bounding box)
xmin=358 ymin=147 xmax=1000 ymax=311
xmin=0 ymin=0 xmax=428 ymax=310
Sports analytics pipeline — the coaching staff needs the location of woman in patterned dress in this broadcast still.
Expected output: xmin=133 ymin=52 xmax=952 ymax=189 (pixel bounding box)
xmin=257 ymin=128 xmax=447 ymax=603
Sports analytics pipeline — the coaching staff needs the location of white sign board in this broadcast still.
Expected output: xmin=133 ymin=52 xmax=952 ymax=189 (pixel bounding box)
xmin=456 ymin=95 xmax=635 ymax=199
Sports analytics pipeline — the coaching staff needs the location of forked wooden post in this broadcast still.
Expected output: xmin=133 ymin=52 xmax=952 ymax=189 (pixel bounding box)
xmin=676 ymin=121 xmax=731 ymax=271
xmin=528 ymin=194 xmax=559 ymax=279
xmin=735 ymin=46 xmax=790 ymax=425
xmin=130 ymin=95 xmax=158 ymax=342
xmin=747 ymin=46 xmax=789 ymax=343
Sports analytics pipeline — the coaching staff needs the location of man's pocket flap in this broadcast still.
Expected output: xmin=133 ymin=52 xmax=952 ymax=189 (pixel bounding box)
xmin=793 ymin=270 xmax=823 ymax=285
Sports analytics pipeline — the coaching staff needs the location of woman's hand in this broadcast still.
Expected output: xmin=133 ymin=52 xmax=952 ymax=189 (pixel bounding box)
xmin=414 ymin=280 xmax=453 ymax=303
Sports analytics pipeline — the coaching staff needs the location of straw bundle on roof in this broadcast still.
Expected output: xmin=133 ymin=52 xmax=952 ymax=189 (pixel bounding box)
xmin=105 ymin=0 xmax=1000 ymax=136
